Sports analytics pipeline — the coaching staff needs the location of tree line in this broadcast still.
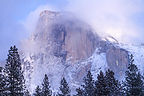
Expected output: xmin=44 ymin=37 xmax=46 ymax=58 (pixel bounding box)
xmin=0 ymin=46 xmax=144 ymax=96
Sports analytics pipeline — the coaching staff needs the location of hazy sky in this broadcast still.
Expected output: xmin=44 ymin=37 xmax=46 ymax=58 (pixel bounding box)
xmin=0 ymin=0 xmax=144 ymax=60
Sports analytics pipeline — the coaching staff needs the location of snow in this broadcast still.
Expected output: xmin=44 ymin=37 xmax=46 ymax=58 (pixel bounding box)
xmin=119 ymin=43 xmax=144 ymax=72
xmin=21 ymin=46 xmax=109 ymax=94
xmin=90 ymin=49 xmax=108 ymax=79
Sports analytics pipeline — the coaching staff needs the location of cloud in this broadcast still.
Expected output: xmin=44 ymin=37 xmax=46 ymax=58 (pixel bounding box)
xmin=21 ymin=5 xmax=57 ymax=35
xmin=65 ymin=0 xmax=144 ymax=44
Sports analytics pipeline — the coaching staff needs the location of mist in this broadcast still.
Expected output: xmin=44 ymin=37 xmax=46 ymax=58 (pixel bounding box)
xmin=64 ymin=0 xmax=144 ymax=44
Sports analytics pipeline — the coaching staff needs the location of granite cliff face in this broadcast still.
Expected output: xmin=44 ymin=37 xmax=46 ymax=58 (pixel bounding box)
xmin=21 ymin=10 xmax=129 ymax=93
xmin=106 ymin=45 xmax=129 ymax=78
xmin=33 ymin=10 xmax=99 ymax=62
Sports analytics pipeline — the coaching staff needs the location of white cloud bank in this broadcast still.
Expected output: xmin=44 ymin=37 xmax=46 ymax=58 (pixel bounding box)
xmin=65 ymin=0 xmax=144 ymax=44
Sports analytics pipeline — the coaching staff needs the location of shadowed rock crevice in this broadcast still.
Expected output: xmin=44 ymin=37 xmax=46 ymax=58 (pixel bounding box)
xmin=52 ymin=24 xmax=67 ymax=61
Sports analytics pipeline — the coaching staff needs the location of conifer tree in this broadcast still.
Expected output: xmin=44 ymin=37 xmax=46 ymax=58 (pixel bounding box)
xmin=105 ymin=69 xmax=122 ymax=96
xmin=82 ymin=71 xmax=95 ymax=96
xmin=124 ymin=54 xmax=144 ymax=96
xmin=57 ymin=77 xmax=71 ymax=96
xmin=5 ymin=46 xmax=25 ymax=96
xmin=0 ymin=67 xmax=6 ymax=96
xmin=95 ymin=71 xmax=107 ymax=96
xmin=75 ymin=87 xmax=83 ymax=96
xmin=34 ymin=86 xmax=42 ymax=96
xmin=41 ymin=74 xmax=52 ymax=96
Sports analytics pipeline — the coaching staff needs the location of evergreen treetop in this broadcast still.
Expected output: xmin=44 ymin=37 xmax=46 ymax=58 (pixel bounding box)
xmin=95 ymin=71 xmax=107 ymax=96
xmin=41 ymin=74 xmax=52 ymax=96
xmin=34 ymin=86 xmax=42 ymax=96
xmin=5 ymin=46 xmax=25 ymax=96
xmin=124 ymin=54 xmax=144 ymax=96
xmin=105 ymin=69 xmax=122 ymax=96
xmin=57 ymin=77 xmax=70 ymax=96
xmin=82 ymin=71 xmax=95 ymax=96
xmin=75 ymin=88 xmax=83 ymax=96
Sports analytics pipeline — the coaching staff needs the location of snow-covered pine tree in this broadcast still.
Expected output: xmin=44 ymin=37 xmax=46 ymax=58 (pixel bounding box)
xmin=5 ymin=46 xmax=25 ymax=96
xmin=105 ymin=69 xmax=122 ymax=96
xmin=74 ymin=87 xmax=83 ymax=96
xmin=0 ymin=67 xmax=6 ymax=96
xmin=124 ymin=54 xmax=144 ymax=96
xmin=82 ymin=71 xmax=95 ymax=96
xmin=41 ymin=74 xmax=52 ymax=96
xmin=95 ymin=71 xmax=107 ymax=96
xmin=34 ymin=86 xmax=42 ymax=96
xmin=57 ymin=77 xmax=71 ymax=96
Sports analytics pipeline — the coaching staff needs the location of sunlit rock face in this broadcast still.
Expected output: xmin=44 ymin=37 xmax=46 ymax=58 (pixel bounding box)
xmin=34 ymin=10 xmax=99 ymax=62
xmin=21 ymin=10 xmax=129 ymax=93
xmin=106 ymin=46 xmax=129 ymax=78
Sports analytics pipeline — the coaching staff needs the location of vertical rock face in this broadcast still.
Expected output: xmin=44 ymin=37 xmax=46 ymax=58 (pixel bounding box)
xmin=21 ymin=10 xmax=129 ymax=93
xmin=33 ymin=10 xmax=99 ymax=62
xmin=97 ymin=40 xmax=129 ymax=78
xmin=51 ymin=23 xmax=98 ymax=62
xmin=106 ymin=46 xmax=129 ymax=78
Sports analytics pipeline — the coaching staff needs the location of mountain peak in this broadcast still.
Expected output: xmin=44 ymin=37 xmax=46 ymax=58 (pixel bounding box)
xmin=40 ymin=10 xmax=59 ymax=17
